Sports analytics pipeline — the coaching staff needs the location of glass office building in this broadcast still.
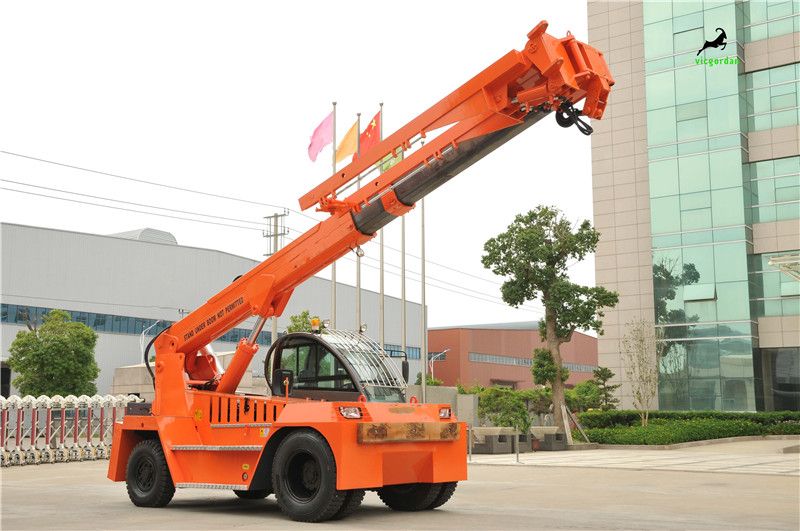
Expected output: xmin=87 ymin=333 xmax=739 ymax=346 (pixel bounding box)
xmin=589 ymin=0 xmax=799 ymax=411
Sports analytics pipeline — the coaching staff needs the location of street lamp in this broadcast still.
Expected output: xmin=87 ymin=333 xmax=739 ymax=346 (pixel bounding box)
xmin=428 ymin=348 xmax=450 ymax=380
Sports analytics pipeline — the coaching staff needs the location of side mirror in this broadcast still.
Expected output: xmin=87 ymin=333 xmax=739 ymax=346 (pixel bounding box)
xmin=272 ymin=369 xmax=294 ymax=396
xmin=402 ymin=360 xmax=410 ymax=383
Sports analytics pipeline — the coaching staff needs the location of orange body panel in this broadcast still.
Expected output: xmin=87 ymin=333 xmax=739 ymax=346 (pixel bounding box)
xmin=108 ymin=391 xmax=466 ymax=490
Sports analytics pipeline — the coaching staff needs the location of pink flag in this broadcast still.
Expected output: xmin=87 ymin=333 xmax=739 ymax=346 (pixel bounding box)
xmin=307 ymin=111 xmax=334 ymax=162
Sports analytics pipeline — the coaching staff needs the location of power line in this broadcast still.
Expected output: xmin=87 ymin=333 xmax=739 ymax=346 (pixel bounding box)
xmin=0 ymin=187 xmax=265 ymax=232
xmin=4 ymin=151 xmax=585 ymax=294
xmin=0 ymin=178 xmax=269 ymax=227
xmin=279 ymin=233 xmax=545 ymax=315
xmin=0 ymin=150 xmax=297 ymax=211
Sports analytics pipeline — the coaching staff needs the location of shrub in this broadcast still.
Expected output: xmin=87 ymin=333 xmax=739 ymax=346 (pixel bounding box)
xmin=565 ymin=380 xmax=602 ymax=412
xmin=477 ymin=387 xmax=532 ymax=434
xmin=583 ymin=418 xmax=766 ymax=445
xmin=577 ymin=410 xmax=800 ymax=429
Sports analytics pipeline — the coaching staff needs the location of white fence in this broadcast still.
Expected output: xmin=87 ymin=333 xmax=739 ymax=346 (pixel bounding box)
xmin=0 ymin=394 xmax=142 ymax=467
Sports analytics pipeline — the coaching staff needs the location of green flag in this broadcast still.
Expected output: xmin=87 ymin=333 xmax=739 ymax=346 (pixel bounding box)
xmin=379 ymin=149 xmax=404 ymax=173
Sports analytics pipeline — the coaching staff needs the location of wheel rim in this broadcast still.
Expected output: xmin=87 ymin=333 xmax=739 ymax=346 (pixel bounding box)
xmin=284 ymin=450 xmax=321 ymax=502
xmin=135 ymin=455 xmax=156 ymax=492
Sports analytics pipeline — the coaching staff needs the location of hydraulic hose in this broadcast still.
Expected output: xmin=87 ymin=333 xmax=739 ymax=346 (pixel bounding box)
xmin=144 ymin=327 xmax=168 ymax=389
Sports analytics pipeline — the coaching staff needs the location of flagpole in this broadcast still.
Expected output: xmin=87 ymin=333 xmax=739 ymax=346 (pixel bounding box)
xmin=378 ymin=102 xmax=385 ymax=352
xmin=420 ymin=141 xmax=427 ymax=403
xmin=355 ymin=112 xmax=362 ymax=332
xmin=331 ymin=101 xmax=337 ymax=329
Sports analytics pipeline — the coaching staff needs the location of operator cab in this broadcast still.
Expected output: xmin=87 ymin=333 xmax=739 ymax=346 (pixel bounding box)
xmin=265 ymin=329 xmax=407 ymax=403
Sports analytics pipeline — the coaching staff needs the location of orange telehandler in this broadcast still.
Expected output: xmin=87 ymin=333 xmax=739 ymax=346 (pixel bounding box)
xmin=107 ymin=21 xmax=613 ymax=522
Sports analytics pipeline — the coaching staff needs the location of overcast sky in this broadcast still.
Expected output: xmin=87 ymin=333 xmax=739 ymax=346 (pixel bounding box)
xmin=0 ymin=0 xmax=595 ymax=329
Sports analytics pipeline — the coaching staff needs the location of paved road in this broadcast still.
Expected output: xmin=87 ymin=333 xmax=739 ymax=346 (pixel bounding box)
xmin=3 ymin=447 xmax=798 ymax=530
xmin=471 ymin=439 xmax=800 ymax=476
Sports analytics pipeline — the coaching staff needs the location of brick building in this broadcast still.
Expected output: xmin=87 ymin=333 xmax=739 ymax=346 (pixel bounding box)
xmin=427 ymin=321 xmax=598 ymax=389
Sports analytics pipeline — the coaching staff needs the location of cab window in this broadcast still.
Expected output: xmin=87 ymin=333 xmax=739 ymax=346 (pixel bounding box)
xmin=277 ymin=341 xmax=355 ymax=391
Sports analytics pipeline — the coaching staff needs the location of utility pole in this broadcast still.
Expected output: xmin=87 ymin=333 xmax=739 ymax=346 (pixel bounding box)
xmin=263 ymin=209 xmax=288 ymax=346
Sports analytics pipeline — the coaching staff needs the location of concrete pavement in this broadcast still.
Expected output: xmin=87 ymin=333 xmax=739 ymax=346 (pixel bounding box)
xmin=2 ymin=440 xmax=799 ymax=530
xmin=470 ymin=439 xmax=800 ymax=476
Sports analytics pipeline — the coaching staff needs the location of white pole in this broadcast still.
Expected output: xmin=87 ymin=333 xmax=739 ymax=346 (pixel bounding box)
xmin=421 ymin=196 xmax=427 ymax=402
xmin=331 ymin=101 xmax=337 ymax=328
xmin=378 ymin=102 xmax=385 ymax=351
xmin=401 ymin=216 xmax=406 ymax=358
xmin=355 ymin=112 xmax=362 ymax=331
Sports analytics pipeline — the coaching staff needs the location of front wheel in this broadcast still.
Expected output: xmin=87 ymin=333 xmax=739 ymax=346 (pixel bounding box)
xmin=125 ymin=439 xmax=175 ymax=507
xmin=272 ymin=430 xmax=346 ymax=522
xmin=377 ymin=483 xmax=442 ymax=511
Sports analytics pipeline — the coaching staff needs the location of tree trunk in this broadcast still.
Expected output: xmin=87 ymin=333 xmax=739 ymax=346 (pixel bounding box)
xmin=546 ymin=311 xmax=566 ymax=434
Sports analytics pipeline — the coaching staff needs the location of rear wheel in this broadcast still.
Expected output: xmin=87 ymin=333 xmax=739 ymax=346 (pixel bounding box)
xmin=377 ymin=483 xmax=442 ymax=511
xmin=427 ymin=482 xmax=457 ymax=509
xmin=233 ymin=488 xmax=270 ymax=499
xmin=125 ymin=439 xmax=175 ymax=507
xmin=272 ymin=430 xmax=346 ymax=522
xmin=331 ymin=489 xmax=365 ymax=520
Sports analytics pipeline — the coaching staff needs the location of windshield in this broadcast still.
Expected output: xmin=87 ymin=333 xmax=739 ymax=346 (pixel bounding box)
xmin=321 ymin=330 xmax=407 ymax=394
xmin=363 ymin=385 xmax=406 ymax=403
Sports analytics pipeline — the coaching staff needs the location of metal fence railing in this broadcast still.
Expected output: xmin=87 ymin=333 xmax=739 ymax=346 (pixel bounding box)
xmin=0 ymin=394 xmax=142 ymax=467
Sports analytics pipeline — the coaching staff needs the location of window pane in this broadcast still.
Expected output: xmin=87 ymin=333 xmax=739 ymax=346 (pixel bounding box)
xmin=679 ymin=153 xmax=711 ymax=193
xmin=651 ymin=196 xmax=681 ymax=233
xmin=646 ymin=71 xmax=676 ymax=109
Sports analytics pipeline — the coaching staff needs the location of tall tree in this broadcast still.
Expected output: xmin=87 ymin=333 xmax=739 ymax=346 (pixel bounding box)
xmin=7 ymin=310 xmax=100 ymax=396
xmin=482 ymin=206 xmax=618 ymax=433
xmin=620 ymin=316 xmax=660 ymax=426
xmin=592 ymin=366 xmax=620 ymax=410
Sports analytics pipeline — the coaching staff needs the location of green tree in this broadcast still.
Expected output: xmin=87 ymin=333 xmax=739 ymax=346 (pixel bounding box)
xmin=477 ymin=387 xmax=531 ymax=434
xmin=7 ymin=310 xmax=99 ymax=396
xmin=286 ymin=310 xmax=319 ymax=333
xmin=482 ymin=206 xmax=619 ymax=433
xmin=565 ymin=380 xmax=602 ymax=412
xmin=592 ymin=366 xmax=620 ymax=410
xmin=532 ymin=348 xmax=569 ymax=386
xmin=517 ymin=387 xmax=552 ymax=416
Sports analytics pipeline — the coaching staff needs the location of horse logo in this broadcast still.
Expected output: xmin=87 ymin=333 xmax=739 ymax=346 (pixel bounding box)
xmin=697 ymin=28 xmax=727 ymax=56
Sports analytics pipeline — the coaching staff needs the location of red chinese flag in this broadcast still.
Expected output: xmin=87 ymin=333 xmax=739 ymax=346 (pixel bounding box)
xmin=359 ymin=111 xmax=381 ymax=155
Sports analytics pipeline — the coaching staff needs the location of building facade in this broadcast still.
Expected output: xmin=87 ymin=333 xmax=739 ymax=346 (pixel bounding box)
xmin=0 ymin=223 xmax=424 ymax=395
xmin=589 ymin=0 xmax=799 ymax=411
xmin=427 ymin=322 xmax=598 ymax=389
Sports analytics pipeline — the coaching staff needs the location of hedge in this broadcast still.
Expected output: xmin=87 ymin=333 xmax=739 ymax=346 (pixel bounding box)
xmin=577 ymin=410 xmax=800 ymax=429
xmin=580 ymin=418 xmax=800 ymax=445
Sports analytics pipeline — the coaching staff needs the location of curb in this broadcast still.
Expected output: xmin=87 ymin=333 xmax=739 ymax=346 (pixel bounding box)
xmin=594 ymin=434 xmax=800 ymax=450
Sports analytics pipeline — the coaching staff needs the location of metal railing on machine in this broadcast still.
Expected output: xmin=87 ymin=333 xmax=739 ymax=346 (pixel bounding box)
xmin=0 ymin=394 xmax=143 ymax=466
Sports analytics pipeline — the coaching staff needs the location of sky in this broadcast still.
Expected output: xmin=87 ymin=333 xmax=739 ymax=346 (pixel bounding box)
xmin=0 ymin=0 xmax=595 ymax=329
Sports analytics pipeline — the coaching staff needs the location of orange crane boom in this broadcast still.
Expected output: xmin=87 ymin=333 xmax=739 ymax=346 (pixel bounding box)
xmin=153 ymin=20 xmax=612 ymax=414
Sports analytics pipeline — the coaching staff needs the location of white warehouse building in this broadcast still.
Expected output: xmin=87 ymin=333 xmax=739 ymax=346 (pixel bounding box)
xmin=0 ymin=223 xmax=424 ymax=396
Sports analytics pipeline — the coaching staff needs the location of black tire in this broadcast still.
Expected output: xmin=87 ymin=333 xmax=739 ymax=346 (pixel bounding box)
xmin=272 ymin=430 xmax=346 ymax=522
xmin=427 ymin=482 xmax=457 ymax=509
xmin=377 ymin=483 xmax=442 ymax=511
xmin=233 ymin=488 xmax=271 ymax=499
xmin=331 ymin=489 xmax=365 ymax=520
xmin=125 ymin=439 xmax=175 ymax=507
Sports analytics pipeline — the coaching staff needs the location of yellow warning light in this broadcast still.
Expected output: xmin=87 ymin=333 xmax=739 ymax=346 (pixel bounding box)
xmin=311 ymin=317 xmax=321 ymax=334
